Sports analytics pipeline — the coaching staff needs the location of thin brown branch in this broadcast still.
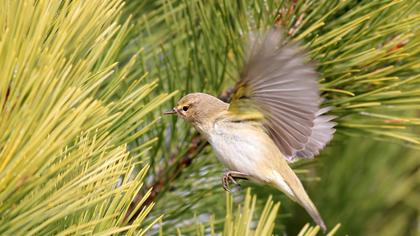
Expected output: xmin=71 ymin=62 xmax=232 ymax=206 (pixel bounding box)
xmin=124 ymin=134 xmax=207 ymax=224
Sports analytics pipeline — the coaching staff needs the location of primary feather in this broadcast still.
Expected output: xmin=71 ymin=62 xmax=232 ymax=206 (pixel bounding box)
xmin=229 ymin=28 xmax=336 ymax=161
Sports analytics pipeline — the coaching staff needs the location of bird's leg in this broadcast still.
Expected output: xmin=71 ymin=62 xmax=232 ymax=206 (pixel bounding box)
xmin=222 ymin=171 xmax=249 ymax=192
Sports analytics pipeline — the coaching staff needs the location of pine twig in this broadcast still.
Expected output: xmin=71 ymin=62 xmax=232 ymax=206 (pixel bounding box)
xmin=124 ymin=134 xmax=207 ymax=224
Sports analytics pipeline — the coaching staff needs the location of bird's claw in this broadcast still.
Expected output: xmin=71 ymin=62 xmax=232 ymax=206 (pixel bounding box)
xmin=222 ymin=172 xmax=240 ymax=192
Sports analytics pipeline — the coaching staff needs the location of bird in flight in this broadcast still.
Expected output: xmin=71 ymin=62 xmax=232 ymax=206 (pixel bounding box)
xmin=165 ymin=28 xmax=336 ymax=232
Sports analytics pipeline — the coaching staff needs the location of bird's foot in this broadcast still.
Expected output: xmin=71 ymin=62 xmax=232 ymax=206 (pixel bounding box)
xmin=222 ymin=171 xmax=249 ymax=192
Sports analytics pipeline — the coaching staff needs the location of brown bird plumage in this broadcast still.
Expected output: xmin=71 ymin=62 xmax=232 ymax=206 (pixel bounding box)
xmin=165 ymin=28 xmax=336 ymax=232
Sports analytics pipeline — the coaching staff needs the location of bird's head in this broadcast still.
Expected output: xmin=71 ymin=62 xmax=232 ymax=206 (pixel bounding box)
xmin=165 ymin=93 xmax=228 ymax=132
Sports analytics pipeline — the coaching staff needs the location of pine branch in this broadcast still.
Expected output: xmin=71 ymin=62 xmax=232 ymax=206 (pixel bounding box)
xmin=0 ymin=0 xmax=172 ymax=234
xmin=125 ymin=133 xmax=207 ymax=224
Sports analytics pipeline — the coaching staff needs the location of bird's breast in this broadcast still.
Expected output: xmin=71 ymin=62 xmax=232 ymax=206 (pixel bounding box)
xmin=207 ymin=120 xmax=279 ymax=180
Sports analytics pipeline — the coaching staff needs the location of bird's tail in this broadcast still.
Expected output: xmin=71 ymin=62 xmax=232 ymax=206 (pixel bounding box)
xmin=271 ymin=171 xmax=327 ymax=232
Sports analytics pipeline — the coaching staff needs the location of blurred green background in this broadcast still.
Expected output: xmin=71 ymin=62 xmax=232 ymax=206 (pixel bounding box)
xmin=0 ymin=0 xmax=418 ymax=235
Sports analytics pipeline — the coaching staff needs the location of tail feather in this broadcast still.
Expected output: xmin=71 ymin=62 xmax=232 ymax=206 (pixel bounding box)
xmin=272 ymin=171 xmax=327 ymax=232
xmin=296 ymin=193 xmax=327 ymax=232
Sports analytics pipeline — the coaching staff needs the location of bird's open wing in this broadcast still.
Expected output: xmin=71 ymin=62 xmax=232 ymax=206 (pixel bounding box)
xmin=229 ymin=28 xmax=335 ymax=161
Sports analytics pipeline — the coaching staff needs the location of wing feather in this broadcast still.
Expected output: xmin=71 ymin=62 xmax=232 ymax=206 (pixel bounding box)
xmin=229 ymin=28 xmax=336 ymax=160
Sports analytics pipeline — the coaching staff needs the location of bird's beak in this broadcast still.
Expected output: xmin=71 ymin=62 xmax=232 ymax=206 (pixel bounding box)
xmin=163 ymin=108 xmax=177 ymax=115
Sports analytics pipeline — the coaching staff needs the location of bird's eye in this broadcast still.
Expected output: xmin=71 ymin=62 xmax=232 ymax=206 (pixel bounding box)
xmin=182 ymin=106 xmax=189 ymax=112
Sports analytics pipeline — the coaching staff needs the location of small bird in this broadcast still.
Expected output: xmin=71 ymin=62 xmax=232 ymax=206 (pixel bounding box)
xmin=164 ymin=28 xmax=335 ymax=232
